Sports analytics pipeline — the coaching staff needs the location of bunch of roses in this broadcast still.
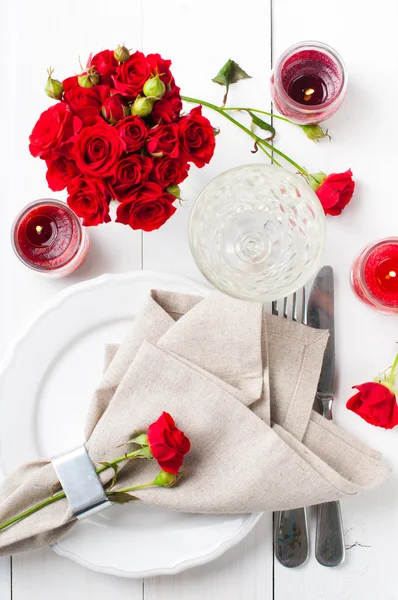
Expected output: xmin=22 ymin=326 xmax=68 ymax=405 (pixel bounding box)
xmin=29 ymin=46 xmax=216 ymax=232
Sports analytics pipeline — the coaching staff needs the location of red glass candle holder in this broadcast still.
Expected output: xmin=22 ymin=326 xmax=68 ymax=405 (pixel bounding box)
xmin=351 ymin=238 xmax=398 ymax=314
xmin=271 ymin=41 xmax=347 ymax=124
xmin=11 ymin=199 xmax=90 ymax=278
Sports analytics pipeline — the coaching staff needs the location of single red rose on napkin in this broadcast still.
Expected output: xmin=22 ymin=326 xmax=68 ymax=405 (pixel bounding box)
xmin=152 ymin=87 xmax=183 ymax=124
xmin=45 ymin=155 xmax=79 ymax=191
xmin=116 ymin=182 xmax=176 ymax=231
xmin=113 ymin=51 xmax=152 ymax=99
xmin=347 ymin=382 xmax=398 ymax=429
xmin=67 ymin=176 xmax=111 ymax=226
xmin=313 ymin=169 xmax=355 ymax=216
xmin=147 ymin=412 xmax=191 ymax=474
xmin=73 ymin=122 xmax=123 ymax=178
xmin=29 ymin=103 xmax=81 ymax=159
xmin=116 ymin=115 xmax=148 ymax=153
xmin=150 ymin=157 xmax=189 ymax=187
xmin=109 ymin=155 xmax=153 ymax=201
xmin=147 ymin=123 xmax=180 ymax=158
xmin=178 ymin=105 xmax=216 ymax=167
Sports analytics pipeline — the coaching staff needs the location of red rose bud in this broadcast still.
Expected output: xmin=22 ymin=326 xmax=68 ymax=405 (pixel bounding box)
xmin=143 ymin=75 xmax=166 ymax=100
xmin=131 ymin=95 xmax=155 ymax=117
xmin=78 ymin=68 xmax=100 ymax=88
xmin=44 ymin=68 xmax=64 ymax=100
xmin=114 ymin=45 xmax=130 ymax=63
xmin=312 ymin=169 xmax=355 ymax=216
xmin=152 ymin=470 xmax=179 ymax=488
xmin=147 ymin=411 xmax=190 ymax=474
xmin=347 ymin=382 xmax=398 ymax=429
xmin=101 ymin=96 xmax=129 ymax=124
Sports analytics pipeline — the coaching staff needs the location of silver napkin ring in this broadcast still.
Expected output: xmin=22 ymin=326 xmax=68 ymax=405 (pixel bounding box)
xmin=52 ymin=446 xmax=111 ymax=520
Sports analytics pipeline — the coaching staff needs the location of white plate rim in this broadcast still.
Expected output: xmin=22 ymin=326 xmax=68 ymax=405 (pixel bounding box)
xmin=0 ymin=270 xmax=263 ymax=578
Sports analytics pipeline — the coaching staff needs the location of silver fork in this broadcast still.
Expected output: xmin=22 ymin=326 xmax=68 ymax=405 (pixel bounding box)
xmin=273 ymin=290 xmax=309 ymax=568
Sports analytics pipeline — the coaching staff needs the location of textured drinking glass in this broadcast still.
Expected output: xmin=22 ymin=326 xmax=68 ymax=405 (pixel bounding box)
xmin=271 ymin=41 xmax=347 ymax=124
xmin=189 ymin=164 xmax=326 ymax=302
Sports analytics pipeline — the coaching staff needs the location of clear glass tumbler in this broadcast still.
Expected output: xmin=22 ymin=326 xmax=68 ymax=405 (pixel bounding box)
xmin=189 ymin=164 xmax=326 ymax=302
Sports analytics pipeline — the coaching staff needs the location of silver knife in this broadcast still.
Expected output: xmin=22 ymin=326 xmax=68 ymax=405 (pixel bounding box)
xmin=307 ymin=265 xmax=345 ymax=567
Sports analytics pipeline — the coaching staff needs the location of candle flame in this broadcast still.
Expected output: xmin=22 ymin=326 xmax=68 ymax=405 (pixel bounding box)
xmin=304 ymin=88 xmax=315 ymax=102
xmin=389 ymin=271 xmax=396 ymax=278
xmin=36 ymin=225 xmax=43 ymax=234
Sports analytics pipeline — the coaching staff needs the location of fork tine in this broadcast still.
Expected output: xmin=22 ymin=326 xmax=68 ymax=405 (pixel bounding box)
xmin=271 ymin=300 xmax=278 ymax=316
xmin=301 ymin=287 xmax=307 ymax=325
xmin=283 ymin=297 xmax=288 ymax=319
xmin=291 ymin=292 xmax=297 ymax=322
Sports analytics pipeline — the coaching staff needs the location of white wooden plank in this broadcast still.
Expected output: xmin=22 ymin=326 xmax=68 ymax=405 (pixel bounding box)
xmin=272 ymin=0 xmax=398 ymax=598
xmin=142 ymin=2 xmax=273 ymax=599
xmin=0 ymin=1 xmax=143 ymax=598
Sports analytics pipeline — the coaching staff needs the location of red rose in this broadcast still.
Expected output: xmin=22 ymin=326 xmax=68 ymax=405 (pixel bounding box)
xmin=64 ymin=85 xmax=110 ymax=121
xmin=67 ymin=176 xmax=111 ymax=226
xmin=147 ymin=123 xmax=179 ymax=158
xmin=73 ymin=122 xmax=123 ymax=177
xmin=109 ymin=155 xmax=152 ymax=201
xmin=147 ymin=412 xmax=190 ymax=474
xmin=147 ymin=53 xmax=175 ymax=88
xmin=116 ymin=115 xmax=147 ymax=152
xmin=346 ymin=382 xmax=398 ymax=429
xmin=45 ymin=155 xmax=78 ymax=191
xmin=315 ymin=170 xmax=355 ymax=216
xmin=178 ymin=105 xmax=215 ymax=167
xmin=63 ymin=76 xmax=78 ymax=93
xmin=113 ymin=51 xmax=151 ymax=99
xmin=90 ymin=49 xmax=117 ymax=85
xmin=116 ymin=182 xmax=176 ymax=231
xmin=151 ymin=157 xmax=189 ymax=187
xmin=101 ymin=95 xmax=129 ymax=124
xmin=29 ymin=103 xmax=81 ymax=159
xmin=152 ymin=87 xmax=182 ymax=124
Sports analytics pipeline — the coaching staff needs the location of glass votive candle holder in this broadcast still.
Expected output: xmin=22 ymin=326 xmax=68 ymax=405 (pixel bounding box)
xmin=351 ymin=238 xmax=398 ymax=313
xmin=11 ymin=199 xmax=90 ymax=278
xmin=271 ymin=41 xmax=347 ymax=124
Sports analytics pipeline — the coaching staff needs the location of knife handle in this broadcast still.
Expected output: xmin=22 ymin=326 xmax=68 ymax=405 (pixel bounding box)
xmin=274 ymin=507 xmax=309 ymax=568
xmin=315 ymin=500 xmax=345 ymax=567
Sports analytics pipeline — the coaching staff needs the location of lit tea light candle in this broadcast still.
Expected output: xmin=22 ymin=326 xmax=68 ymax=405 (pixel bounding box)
xmin=271 ymin=41 xmax=347 ymax=124
xmin=351 ymin=238 xmax=398 ymax=313
xmin=12 ymin=199 xmax=89 ymax=278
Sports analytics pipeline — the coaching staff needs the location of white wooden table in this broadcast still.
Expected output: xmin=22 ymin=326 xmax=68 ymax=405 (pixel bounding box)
xmin=1 ymin=0 xmax=398 ymax=598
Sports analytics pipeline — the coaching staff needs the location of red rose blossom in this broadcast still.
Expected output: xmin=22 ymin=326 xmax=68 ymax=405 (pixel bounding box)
xmin=62 ymin=75 xmax=78 ymax=93
xmin=346 ymin=382 xmax=398 ymax=429
xmin=152 ymin=87 xmax=183 ymax=124
xmin=109 ymin=155 xmax=153 ymax=201
xmin=116 ymin=115 xmax=148 ymax=152
xmin=147 ymin=123 xmax=179 ymax=158
xmin=73 ymin=121 xmax=123 ymax=178
xmin=112 ymin=51 xmax=152 ymax=100
xmin=101 ymin=95 xmax=129 ymax=124
xmin=45 ymin=155 xmax=79 ymax=191
xmin=178 ymin=105 xmax=215 ymax=167
xmin=64 ymin=85 xmax=110 ymax=121
xmin=315 ymin=169 xmax=355 ymax=216
xmin=147 ymin=53 xmax=175 ymax=89
xmin=116 ymin=182 xmax=176 ymax=231
xmin=67 ymin=176 xmax=111 ymax=226
xmin=147 ymin=412 xmax=190 ymax=474
xmin=29 ymin=103 xmax=81 ymax=159
xmin=89 ymin=49 xmax=117 ymax=85
xmin=150 ymin=157 xmax=189 ymax=187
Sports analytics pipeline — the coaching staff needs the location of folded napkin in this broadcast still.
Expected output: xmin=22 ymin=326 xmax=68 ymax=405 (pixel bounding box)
xmin=0 ymin=291 xmax=390 ymax=556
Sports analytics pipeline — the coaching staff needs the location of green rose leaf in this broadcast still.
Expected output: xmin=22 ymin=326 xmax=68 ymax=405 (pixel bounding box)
xmin=248 ymin=111 xmax=275 ymax=141
xmin=212 ymin=59 xmax=251 ymax=105
xmin=108 ymin=492 xmax=139 ymax=505
xmin=100 ymin=461 xmax=119 ymax=491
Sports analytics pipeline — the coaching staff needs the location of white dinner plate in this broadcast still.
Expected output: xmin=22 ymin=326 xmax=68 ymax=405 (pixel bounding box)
xmin=0 ymin=271 xmax=261 ymax=578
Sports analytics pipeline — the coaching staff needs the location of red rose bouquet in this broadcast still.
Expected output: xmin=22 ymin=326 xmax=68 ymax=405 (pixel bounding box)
xmin=29 ymin=47 xmax=216 ymax=232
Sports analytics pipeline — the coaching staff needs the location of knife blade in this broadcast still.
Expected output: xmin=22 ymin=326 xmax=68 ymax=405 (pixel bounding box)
xmin=307 ymin=265 xmax=345 ymax=567
xmin=307 ymin=265 xmax=335 ymax=419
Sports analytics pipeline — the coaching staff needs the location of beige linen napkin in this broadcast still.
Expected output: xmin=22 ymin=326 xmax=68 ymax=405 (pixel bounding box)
xmin=0 ymin=291 xmax=390 ymax=556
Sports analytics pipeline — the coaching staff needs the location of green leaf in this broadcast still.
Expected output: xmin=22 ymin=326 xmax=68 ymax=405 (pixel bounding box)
xmin=247 ymin=111 xmax=275 ymax=141
xmin=108 ymin=492 xmax=139 ymax=505
xmin=300 ymin=123 xmax=330 ymax=142
xmin=99 ymin=461 xmax=118 ymax=491
xmin=212 ymin=59 xmax=251 ymax=88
